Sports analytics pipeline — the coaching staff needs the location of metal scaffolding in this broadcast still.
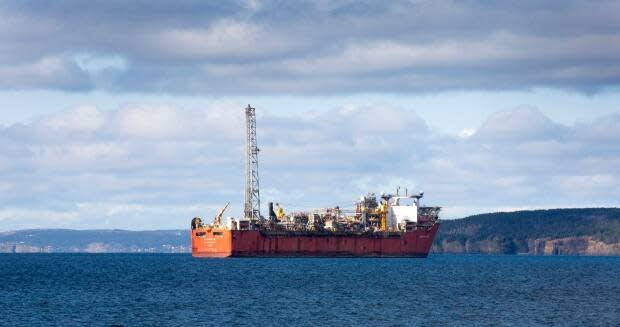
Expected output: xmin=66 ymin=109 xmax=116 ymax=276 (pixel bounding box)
xmin=244 ymin=104 xmax=261 ymax=221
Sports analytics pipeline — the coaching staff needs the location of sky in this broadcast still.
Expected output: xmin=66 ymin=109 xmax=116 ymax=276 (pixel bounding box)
xmin=0 ymin=0 xmax=619 ymax=230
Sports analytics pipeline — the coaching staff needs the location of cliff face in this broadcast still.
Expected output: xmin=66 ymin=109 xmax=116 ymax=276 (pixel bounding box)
xmin=433 ymin=208 xmax=620 ymax=256
xmin=534 ymin=237 xmax=620 ymax=255
xmin=433 ymin=237 xmax=620 ymax=255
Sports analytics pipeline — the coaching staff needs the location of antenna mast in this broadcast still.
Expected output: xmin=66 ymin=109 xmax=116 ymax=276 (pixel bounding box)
xmin=244 ymin=104 xmax=261 ymax=221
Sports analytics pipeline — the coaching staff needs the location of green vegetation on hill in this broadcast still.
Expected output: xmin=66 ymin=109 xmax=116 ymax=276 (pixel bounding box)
xmin=434 ymin=208 xmax=620 ymax=254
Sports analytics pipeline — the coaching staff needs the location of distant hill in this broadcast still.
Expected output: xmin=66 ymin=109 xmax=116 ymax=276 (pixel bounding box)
xmin=0 ymin=229 xmax=188 ymax=253
xmin=433 ymin=208 xmax=620 ymax=255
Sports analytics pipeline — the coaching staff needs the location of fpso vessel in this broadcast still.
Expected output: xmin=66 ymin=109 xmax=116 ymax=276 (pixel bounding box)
xmin=190 ymin=105 xmax=440 ymax=258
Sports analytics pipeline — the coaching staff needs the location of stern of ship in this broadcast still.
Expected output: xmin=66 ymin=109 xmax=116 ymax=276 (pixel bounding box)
xmin=191 ymin=228 xmax=233 ymax=258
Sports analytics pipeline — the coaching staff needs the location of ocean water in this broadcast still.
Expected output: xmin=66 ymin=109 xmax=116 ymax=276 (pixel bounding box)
xmin=1 ymin=254 xmax=619 ymax=326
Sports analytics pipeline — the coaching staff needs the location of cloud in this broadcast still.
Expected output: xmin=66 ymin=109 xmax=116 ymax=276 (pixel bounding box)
xmin=0 ymin=103 xmax=618 ymax=230
xmin=152 ymin=20 xmax=296 ymax=61
xmin=474 ymin=107 xmax=565 ymax=142
xmin=0 ymin=56 xmax=91 ymax=91
xmin=0 ymin=1 xmax=619 ymax=94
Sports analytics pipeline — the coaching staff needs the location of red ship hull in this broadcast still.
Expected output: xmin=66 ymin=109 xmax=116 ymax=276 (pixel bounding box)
xmin=191 ymin=223 xmax=439 ymax=258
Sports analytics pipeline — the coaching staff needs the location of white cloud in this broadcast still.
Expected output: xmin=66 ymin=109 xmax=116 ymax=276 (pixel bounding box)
xmin=0 ymin=104 xmax=618 ymax=229
xmin=0 ymin=55 xmax=90 ymax=90
xmin=557 ymin=174 xmax=617 ymax=194
xmin=0 ymin=208 xmax=81 ymax=229
xmin=458 ymin=128 xmax=475 ymax=138
xmin=474 ymin=107 xmax=563 ymax=142
xmin=1 ymin=1 xmax=619 ymax=93
xmin=74 ymin=54 xmax=128 ymax=73
xmin=41 ymin=106 xmax=105 ymax=132
xmin=153 ymin=20 xmax=297 ymax=60
xmin=114 ymin=105 xmax=190 ymax=139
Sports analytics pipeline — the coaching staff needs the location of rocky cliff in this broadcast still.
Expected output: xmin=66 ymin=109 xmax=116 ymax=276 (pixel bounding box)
xmin=432 ymin=208 xmax=620 ymax=255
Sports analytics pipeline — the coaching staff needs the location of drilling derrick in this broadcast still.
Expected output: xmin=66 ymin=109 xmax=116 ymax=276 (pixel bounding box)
xmin=244 ymin=104 xmax=261 ymax=221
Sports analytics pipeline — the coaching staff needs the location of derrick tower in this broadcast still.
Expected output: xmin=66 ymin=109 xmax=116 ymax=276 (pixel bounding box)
xmin=244 ymin=104 xmax=261 ymax=221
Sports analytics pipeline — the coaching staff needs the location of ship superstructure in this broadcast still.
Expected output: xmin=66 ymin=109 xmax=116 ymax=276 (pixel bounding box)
xmin=191 ymin=105 xmax=440 ymax=257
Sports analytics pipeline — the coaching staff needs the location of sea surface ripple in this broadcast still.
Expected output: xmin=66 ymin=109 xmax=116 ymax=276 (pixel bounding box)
xmin=1 ymin=254 xmax=619 ymax=326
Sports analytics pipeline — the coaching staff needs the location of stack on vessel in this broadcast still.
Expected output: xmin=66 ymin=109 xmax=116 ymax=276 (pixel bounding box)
xmin=190 ymin=105 xmax=440 ymax=257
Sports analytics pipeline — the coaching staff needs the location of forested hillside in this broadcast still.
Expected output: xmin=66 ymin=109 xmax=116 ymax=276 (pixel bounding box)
xmin=433 ymin=208 xmax=620 ymax=255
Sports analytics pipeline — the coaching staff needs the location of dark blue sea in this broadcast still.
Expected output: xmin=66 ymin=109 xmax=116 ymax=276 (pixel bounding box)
xmin=1 ymin=254 xmax=619 ymax=326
